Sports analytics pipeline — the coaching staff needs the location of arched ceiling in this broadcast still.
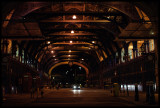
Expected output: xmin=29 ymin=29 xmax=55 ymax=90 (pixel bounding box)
xmin=1 ymin=1 xmax=158 ymax=75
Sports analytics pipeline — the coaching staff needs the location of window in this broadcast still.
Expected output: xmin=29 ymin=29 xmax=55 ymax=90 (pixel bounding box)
xmin=128 ymin=42 xmax=133 ymax=60
xmin=137 ymin=41 xmax=144 ymax=56
xmin=121 ymin=48 xmax=125 ymax=62
xmin=22 ymin=50 xmax=24 ymax=63
xmin=15 ymin=45 xmax=19 ymax=60
xmin=149 ymin=39 xmax=154 ymax=52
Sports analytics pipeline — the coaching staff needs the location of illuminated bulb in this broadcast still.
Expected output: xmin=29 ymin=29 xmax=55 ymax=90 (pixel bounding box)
xmin=53 ymin=55 xmax=55 ymax=57
xmin=51 ymin=51 xmax=54 ymax=53
xmin=71 ymin=30 xmax=74 ymax=34
xmin=69 ymin=50 xmax=71 ymax=52
xmin=47 ymin=41 xmax=50 ymax=44
xmin=54 ymin=59 xmax=57 ymax=60
xmin=68 ymin=55 xmax=71 ymax=57
xmin=70 ymin=41 xmax=73 ymax=43
xmin=92 ymin=41 xmax=95 ymax=43
xmin=81 ymin=58 xmax=84 ymax=60
xmin=72 ymin=15 xmax=77 ymax=19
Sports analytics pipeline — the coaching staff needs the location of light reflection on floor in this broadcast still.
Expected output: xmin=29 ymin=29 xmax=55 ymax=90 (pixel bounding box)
xmin=71 ymin=90 xmax=82 ymax=94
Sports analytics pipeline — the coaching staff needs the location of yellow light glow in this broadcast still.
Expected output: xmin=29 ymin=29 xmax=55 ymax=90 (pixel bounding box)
xmin=72 ymin=15 xmax=77 ymax=19
xmin=71 ymin=30 xmax=74 ymax=34
xmin=69 ymin=50 xmax=71 ymax=52
xmin=70 ymin=41 xmax=73 ymax=43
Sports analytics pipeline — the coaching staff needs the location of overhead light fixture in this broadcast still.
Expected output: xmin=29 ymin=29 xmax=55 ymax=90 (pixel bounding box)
xmin=71 ymin=30 xmax=74 ymax=34
xmin=70 ymin=41 xmax=73 ymax=43
xmin=51 ymin=51 xmax=54 ymax=53
xmin=47 ymin=41 xmax=50 ymax=44
xmin=81 ymin=58 xmax=84 ymax=61
xmin=68 ymin=55 xmax=71 ymax=57
xmin=72 ymin=15 xmax=77 ymax=19
xmin=53 ymin=55 xmax=55 ymax=57
xmin=69 ymin=50 xmax=71 ymax=52
xmin=92 ymin=41 xmax=95 ymax=43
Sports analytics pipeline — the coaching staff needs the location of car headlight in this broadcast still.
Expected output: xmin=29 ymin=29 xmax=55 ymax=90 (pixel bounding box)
xmin=73 ymin=85 xmax=77 ymax=89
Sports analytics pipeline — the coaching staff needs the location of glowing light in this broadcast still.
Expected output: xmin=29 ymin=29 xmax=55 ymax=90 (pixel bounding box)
xmin=72 ymin=90 xmax=81 ymax=94
xmin=92 ymin=41 xmax=95 ymax=43
xmin=68 ymin=55 xmax=71 ymax=57
xmin=71 ymin=30 xmax=74 ymax=34
xmin=69 ymin=50 xmax=71 ymax=52
xmin=47 ymin=41 xmax=50 ymax=44
xmin=51 ymin=51 xmax=54 ymax=53
xmin=70 ymin=41 xmax=73 ymax=43
xmin=54 ymin=59 xmax=57 ymax=60
xmin=72 ymin=15 xmax=77 ymax=19
xmin=53 ymin=55 xmax=55 ymax=57
xmin=81 ymin=58 xmax=84 ymax=60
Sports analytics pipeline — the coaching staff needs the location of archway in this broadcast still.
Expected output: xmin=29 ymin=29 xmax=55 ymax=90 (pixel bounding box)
xmin=48 ymin=61 xmax=89 ymax=79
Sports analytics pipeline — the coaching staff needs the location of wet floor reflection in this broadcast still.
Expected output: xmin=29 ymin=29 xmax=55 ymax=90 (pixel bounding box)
xmin=71 ymin=90 xmax=82 ymax=94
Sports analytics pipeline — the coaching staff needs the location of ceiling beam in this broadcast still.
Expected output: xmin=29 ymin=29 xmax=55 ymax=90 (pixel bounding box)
xmin=27 ymin=11 xmax=122 ymax=16
xmin=40 ymin=19 xmax=110 ymax=23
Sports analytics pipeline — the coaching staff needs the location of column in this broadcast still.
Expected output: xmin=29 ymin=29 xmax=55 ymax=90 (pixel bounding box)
xmin=154 ymin=39 xmax=159 ymax=93
xmin=133 ymin=41 xmax=138 ymax=59
xmin=19 ymin=46 xmax=22 ymax=62
xmin=118 ymin=50 xmax=121 ymax=64
xmin=124 ymin=45 xmax=128 ymax=62
xmin=12 ymin=41 xmax=16 ymax=58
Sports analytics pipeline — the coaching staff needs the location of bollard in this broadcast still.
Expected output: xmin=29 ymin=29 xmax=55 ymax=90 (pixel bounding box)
xmin=113 ymin=83 xmax=119 ymax=97
xmin=148 ymin=81 xmax=155 ymax=104
xmin=126 ymin=85 xmax=129 ymax=96
xmin=37 ymin=88 xmax=39 ymax=98
xmin=146 ymin=82 xmax=150 ymax=102
xmin=135 ymin=83 xmax=139 ymax=101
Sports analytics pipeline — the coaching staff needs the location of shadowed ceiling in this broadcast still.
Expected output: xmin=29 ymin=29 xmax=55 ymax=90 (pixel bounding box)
xmin=1 ymin=1 xmax=158 ymax=75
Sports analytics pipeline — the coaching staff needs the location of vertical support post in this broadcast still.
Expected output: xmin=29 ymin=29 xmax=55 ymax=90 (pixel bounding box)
xmin=135 ymin=83 xmax=139 ymax=101
xmin=154 ymin=39 xmax=159 ymax=93
xmin=133 ymin=41 xmax=138 ymax=59
xmin=124 ymin=45 xmax=128 ymax=62
xmin=118 ymin=50 xmax=121 ymax=64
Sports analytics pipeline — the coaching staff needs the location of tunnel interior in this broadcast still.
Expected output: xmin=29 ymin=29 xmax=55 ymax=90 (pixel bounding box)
xmin=1 ymin=1 xmax=159 ymax=94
